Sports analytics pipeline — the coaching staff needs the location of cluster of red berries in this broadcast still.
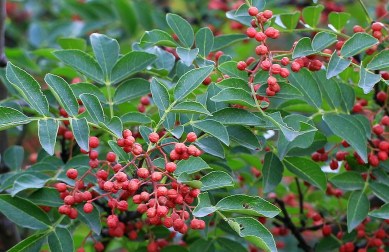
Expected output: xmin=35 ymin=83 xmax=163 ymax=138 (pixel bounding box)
xmin=138 ymin=95 xmax=151 ymax=113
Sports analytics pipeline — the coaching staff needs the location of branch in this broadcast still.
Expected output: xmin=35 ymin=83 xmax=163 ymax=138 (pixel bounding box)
xmin=295 ymin=178 xmax=306 ymax=228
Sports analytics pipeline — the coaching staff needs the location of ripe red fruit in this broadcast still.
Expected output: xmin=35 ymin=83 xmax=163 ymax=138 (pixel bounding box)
xmin=175 ymin=143 xmax=186 ymax=154
xmin=64 ymin=195 xmax=75 ymax=205
xmin=237 ymin=61 xmax=247 ymax=71
xmin=202 ymin=76 xmax=212 ymax=85
xmin=255 ymin=45 xmax=268 ymax=55
xmin=83 ymin=203 xmax=93 ymax=213
xmin=261 ymin=60 xmax=271 ymax=71
xmin=151 ymin=172 xmax=163 ymax=181
xmin=341 ymin=140 xmax=350 ymax=148
xmin=56 ymin=183 xmax=67 ymax=192
xmin=248 ymin=6 xmax=259 ymax=16
xmin=147 ymin=242 xmax=158 ymax=252
xmin=255 ymin=32 xmax=266 ymax=42
xmin=215 ymin=51 xmax=224 ymax=61
xmin=117 ymin=200 xmax=128 ymax=211
xmin=372 ymin=22 xmax=383 ymax=31
xmin=281 ymin=57 xmax=290 ymax=66
xmin=190 ymin=188 xmax=201 ymax=198
xmin=264 ymin=27 xmax=277 ymax=38
xmin=263 ymin=10 xmax=273 ymax=19
xmin=280 ymin=68 xmax=290 ymax=78
xmin=137 ymin=168 xmax=149 ymax=178
xmin=149 ymin=132 xmax=160 ymax=143
xmin=271 ymin=64 xmax=281 ymax=75
xmin=353 ymin=25 xmax=364 ymax=33
xmin=59 ymin=205 xmax=71 ymax=215
xmin=89 ymin=136 xmax=99 ymax=148
xmin=378 ymin=151 xmax=388 ymax=161
xmin=64 ymin=131 xmax=74 ymax=140
xmin=107 ymin=215 xmax=118 ymax=228
xmin=146 ymin=207 xmax=157 ymax=218
xmin=377 ymin=91 xmax=387 ymax=102
xmin=246 ymin=27 xmax=257 ymax=38
xmin=369 ymin=154 xmax=379 ymax=167
xmin=94 ymin=242 xmax=104 ymax=252
xmin=267 ymin=76 xmax=277 ymax=86
xmin=157 ymin=206 xmax=169 ymax=217
xmin=104 ymin=181 xmax=114 ymax=191
xmin=322 ymin=225 xmax=332 ymax=237
xmin=190 ymin=219 xmax=201 ymax=229
xmin=329 ymin=160 xmax=339 ymax=170
xmin=187 ymin=132 xmax=197 ymax=142
xmin=382 ymin=115 xmax=389 ymax=125
xmin=140 ymin=96 xmax=150 ymax=106
xmin=66 ymin=169 xmax=78 ymax=180
xmin=373 ymin=124 xmax=384 ymax=135
xmin=173 ymin=219 xmax=184 ymax=231
xmin=335 ymin=151 xmax=346 ymax=161
xmin=312 ymin=213 xmax=321 ymax=221
xmin=89 ymin=150 xmax=98 ymax=160
xmin=165 ymin=162 xmax=177 ymax=173
xmin=290 ymin=62 xmax=301 ymax=72
xmin=105 ymin=152 xmax=116 ymax=162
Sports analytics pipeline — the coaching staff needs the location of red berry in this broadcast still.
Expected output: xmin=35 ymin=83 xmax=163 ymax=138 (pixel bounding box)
xmin=246 ymin=27 xmax=257 ymax=38
xmin=117 ymin=200 xmax=128 ymax=211
xmin=59 ymin=205 xmax=71 ymax=215
xmin=256 ymin=45 xmax=268 ymax=55
xmin=106 ymin=152 xmax=116 ymax=162
xmin=378 ymin=151 xmax=388 ymax=161
xmin=280 ymin=68 xmax=290 ymax=78
xmin=281 ymin=57 xmax=290 ymax=66
xmin=187 ymin=132 xmax=197 ymax=142
xmin=151 ymin=172 xmax=163 ymax=182
xmin=140 ymin=96 xmax=150 ymax=106
xmin=137 ymin=168 xmax=149 ymax=178
xmin=149 ymin=132 xmax=160 ymax=143
xmin=89 ymin=150 xmax=98 ymax=160
xmin=382 ymin=115 xmax=389 ymax=125
xmin=173 ymin=219 xmax=184 ymax=231
xmin=377 ymin=91 xmax=387 ymax=102
xmin=264 ymin=27 xmax=276 ymax=38
xmin=291 ymin=62 xmax=301 ymax=72
xmin=248 ymin=6 xmax=259 ymax=16
xmin=89 ymin=136 xmax=99 ymax=148
xmin=369 ymin=154 xmax=379 ymax=167
xmin=237 ymin=61 xmax=247 ymax=71
xmin=107 ymin=215 xmax=118 ymax=228
xmin=83 ymin=203 xmax=93 ymax=213
xmin=322 ymin=225 xmax=332 ymax=237
xmin=312 ymin=213 xmax=321 ymax=221
xmin=255 ymin=32 xmax=266 ymax=42
xmin=202 ymin=76 xmax=212 ymax=85
xmin=263 ymin=10 xmax=273 ymax=19
xmin=261 ymin=60 xmax=271 ymax=71
xmin=267 ymin=76 xmax=277 ymax=86
xmin=372 ymin=22 xmax=383 ymax=31
xmin=165 ymin=162 xmax=177 ymax=173
xmin=147 ymin=242 xmax=158 ymax=252
xmin=373 ymin=124 xmax=384 ymax=135
xmin=64 ymin=195 xmax=75 ymax=205
xmin=66 ymin=169 xmax=78 ymax=180
xmin=64 ymin=131 xmax=74 ymax=140
xmin=56 ymin=183 xmax=67 ymax=192
xmin=329 ymin=160 xmax=339 ymax=170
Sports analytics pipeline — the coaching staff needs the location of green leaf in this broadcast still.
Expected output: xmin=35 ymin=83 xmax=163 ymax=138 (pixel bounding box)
xmin=0 ymin=195 xmax=51 ymax=229
xmin=7 ymin=232 xmax=47 ymax=252
xmin=176 ymin=47 xmax=199 ymax=67
xmin=174 ymin=66 xmax=214 ymax=101
xmin=113 ymin=0 xmax=137 ymax=35
xmin=58 ymin=37 xmax=86 ymax=50
xmin=326 ymin=50 xmax=351 ymax=79
xmin=312 ymin=31 xmax=338 ymax=51
xmin=195 ymin=136 xmax=225 ymax=158
xmin=217 ymin=238 xmax=248 ymax=252
xmin=38 ymin=119 xmax=58 ymax=156
xmin=341 ymin=33 xmax=378 ymax=58
xmin=292 ymin=37 xmax=315 ymax=58
xmin=314 ymin=71 xmax=341 ymax=109
xmin=323 ymin=114 xmax=367 ymax=162
xmin=0 ymin=106 xmax=31 ymax=130
xmin=122 ymin=112 xmax=151 ymax=125
xmin=151 ymin=78 xmax=170 ymax=111
xmin=108 ymin=140 xmax=130 ymax=162
xmin=161 ymin=245 xmax=189 ymax=252
xmin=338 ymin=81 xmax=355 ymax=112
xmin=258 ymin=82 xmax=304 ymax=100
xmin=287 ymin=68 xmax=322 ymax=108
xmin=211 ymin=107 xmax=265 ymax=126
xmin=53 ymin=50 xmax=105 ymax=83
xmin=4 ymin=145 xmax=24 ymax=170
xmin=70 ymin=83 xmax=107 ymax=102
xmin=212 ymin=34 xmax=248 ymax=52
xmin=0 ymin=172 xmax=50 ymax=192
xmin=28 ymin=187 xmax=63 ymax=207
xmin=328 ymin=12 xmax=351 ymax=31
xmin=177 ymin=172 xmax=203 ymax=189
xmin=283 ymin=157 xmax=327 ymax=190
xmin=48 ymin=227 xmax=74 ymax=252
xmin=370 ymin=181 xmax=389 ymax=202
xmin=171 ymin=101 xmax=211 ymax=116
xmin=226 ymin=125 xmax=261 ymax=150
xmin=113 ymin=78 xmax=151 ymax=104
xmin=367 ymin=50 xmax=389 ymax=70
xmin=105 ymin=116 xmax=123 ymax=138
xmin=262 ymin=152 xmax=284 ymax=193
xmin=174 ymin=156 xmax=211 ymax=176
xmin=74 ymin=203 xmax=101 ymax=234
xmin=211 ymin=88 xmax=255 ymax=108
xmin=218 ymin=61 xmax=248 ymax=80
xmin=166 ymin=13 xmax=194 ymax=48
xmin=248 ymin=0 xmax=266 ymax=9
xmin=227 ymin=217 xmax=276 ymax=252
xmin=140 ymin=29 xmax=177 ymax=48
xmin=358 ymin=66 xmax=381 ymax=94
xmin=193 ymin=119 xmax=229 ymax=145
xmin=11 ymin=174 xmax=49 ymax=196
xmin=217 ymin=77 xmax=251 ymax=92
xmin=70 ymin=118 xmax=90 ymax=151
xmin=347 ymin=191 xmax=369 ymax=232
xmin=90 ymin=33 xmax=119 ymax=79
xmin=302 ymin=5 xmax=324 ymax=28
xmin=110 ymin=51 xmax=157 ymax=84
xmin=6 ymin=62 xmax=49 ymax=115
xmin=369 ymin=202 xmax=389 ymax=219
xmin=217 ymin=195 xmax=280 ymax=218
xmin=80 ymin=94 xmax=105 ymax=124
xmin=44 ymin=74 xmax=79 ymax=116
xmin=195 ymin=27 xmax=214 ymax=57
xmin=193 ymin=192 xmax=217 ymax=217
xmin=316 ymin=236 xmax=342 ymax=252
xmin=200 ymin=171 xmax=234 ymax=191
xmin=190 ymin=239 xmax=215 ymax=252
xmin=279 ymin=11 xmax=301 ymax=30
xmin=329 ymin=171 xmax=365 ymax=190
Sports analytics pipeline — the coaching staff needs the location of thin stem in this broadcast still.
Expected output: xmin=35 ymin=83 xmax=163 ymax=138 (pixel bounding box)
xmin=106 ymin=82 xmax=114 ymax=119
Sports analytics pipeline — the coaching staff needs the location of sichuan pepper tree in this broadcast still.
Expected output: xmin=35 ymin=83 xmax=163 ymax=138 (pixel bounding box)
xmin=1 ymin=0 xmax=389 ymax=252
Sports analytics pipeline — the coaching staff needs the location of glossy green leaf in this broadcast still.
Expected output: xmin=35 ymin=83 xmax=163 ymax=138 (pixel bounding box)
xmin=114 ymin=78 xmax=151 ymax=104
xmin=122 ymin=112 xmax=151 ymax=125
xmin=217 ymin=77 xmax=251 ymax=92
xmin=369 ymin=202 xmax=389 ymax=219
xmin=227 ymin=217 xmax=276 ymax=252
xmin=211 ymin=87 xmax=255 ymax=108
xmin=316 ymin=236 xmax=342 ymax=252
xmin=200 ymin=171 xmax=234 ymax=191
xmin=217 ymin=195 xmax=280 ymax=217
xmin=151 ymin=78 xmax=170 ymax=111
xmin=174 ymin=66 xmax=214 ymax=101
xmin=79 ymin=94 xmax=105 ymax=124
xmin=226 ymin=125 xmax=261 ymax=150
xmin=367 ymin=50 xmax=389 ymax=70
xmin=140 ymin=29 xmax=177 ymax=48
xmin=48 ymin=227 xmax=73 ymax=252
xmin=38 ymin=119 xmax=58 ymax=156
xmin=358 ymin=66 xmax=381 ymax=94
xmin=177 ymin=172 xmax=203 ymax=189
xmin=212 ymin=34 xmax=248 ymax=52
xmin=53 ymin=50 xmax=105 ymax=83
xmin=44 ymin=74 xmax=79 ymax=116
xmin=0 ymin=195 xmax=51 ymax=229
xmin=326 ymin=50 xmax=351 ymax=79
xmin=108 ymin=140 xmax=130 ymax=162
xmin=195 ymin=136 xmax=225 ymax=159
xmin=7 ymin=232 xmax=47 ymax=252
xmin=218 ymin=61 xmax=248 ymax=80
xmin=287 ymin=68 xmax=322 ymax=108
xmin=279 ymin=11 xmax=301 ymax=30
xmin=329 ymin=171 xmax=365 ymax=190
xmin=328 ymin=12 xmax=351 ymax=31
xmin=174 ymin=156 xmax=211 ymax=176
xmin=347 ymin=191 xmax=369 ymax=232
xmin=171 ymin=101 xmax=211 ymax=116
xmin=90 ymin=33 xmax=119 ymax=79
xmin=110 ymin=51 xmax=157 ymax=84
xmin=6 ymin=62 xmax=49 ymax=115
xmin=74 ymin=203 xmax=101 ymax=234
xmin=341 ymin=33 xmax=378 ymax=58
xmin=284 ymin=157 xmax=327 ymax=190
xmin=190 ymin=238 xmax=215 ymax=252
xmin=176 ymin=47 xmax=199 ymax=67
xmin=193 ymin=192 xmax=217 ymax=217
xmin=4 ymin=145 xmax=24 ymax=170
xmin=70 ymin=83 xmax=107 ymax=102
xmin=113 ymin=0 xmax=137 ymax=35
xmin=11 ymin=174 xmax=49 ymax=196
xmin=292 ymin=37 xmax=315 ymax=58
xmin=323 ymin=114 xmax=367 ymax=162
xmin=196 ymin=27 xmax=214 ymax=57
xmin=312 ymin=31 xmax=338 ymax=51
xmin=338 ymin=81 xmax=355 ymax=112
xmin=70 ymin=118 xmax=89 ymax=151
xmin=217 ymin=237 xmax=248 ymax=252
xmin=258 ymin=82 xmax=304 ymax=100
xmin=302 ymin=5 xmax=324 ymax=27
xmin=58 ymin=37 xmax=86 ymax=50
xmin=0 ymin=106 xmax=31 ymax=130
xmin=161 ymin=245 xmax=189 ymax=252
xmin=314 ymin=71 xmax=341 ymax=108
xmin=193 ymin=119 xmax=229 ymax=145
xmin=166 ymin=13 xmax=194 ymax=48
xmin=262 ymin=152 xmax=284 ymax=193
xmin=370 ymin=181 xmax=389 ymax=202
xmin=28 ymin=188 xmax=63 ymax=207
